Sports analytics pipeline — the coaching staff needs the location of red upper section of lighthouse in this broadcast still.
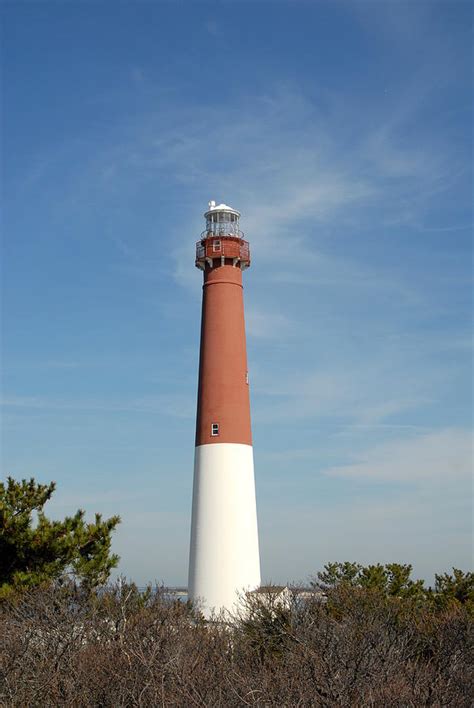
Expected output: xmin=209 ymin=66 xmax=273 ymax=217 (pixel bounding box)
xmin=194 ymin=201 xmax=253 ymax=447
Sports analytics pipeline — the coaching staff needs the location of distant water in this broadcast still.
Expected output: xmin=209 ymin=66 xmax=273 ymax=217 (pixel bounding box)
xmin=137 ymin=587 xmax=189 ymax=603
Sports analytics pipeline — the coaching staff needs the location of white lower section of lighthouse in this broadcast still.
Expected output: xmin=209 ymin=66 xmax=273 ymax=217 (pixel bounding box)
xmin=188 ymin=443 xmax=261 ymax=617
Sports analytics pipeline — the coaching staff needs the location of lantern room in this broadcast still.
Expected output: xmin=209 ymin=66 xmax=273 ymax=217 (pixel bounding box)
xmin=204 ymin=200 xmax=241 ymax=238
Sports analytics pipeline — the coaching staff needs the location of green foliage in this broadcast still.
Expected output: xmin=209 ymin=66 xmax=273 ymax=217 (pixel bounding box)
xmin=316 ymin=561 xmax=362 ymax=588
xmin=314 ymin=561 xmax=426 ymax=600
xmin=0 ymin=477 xmax=120 ymax=598
xmin=434 ymin=568 xmax=474 ymax=608
xmin=314 ymin=561 xmax=473 ymax=608
xmin=384 ymin=562 xmax=426 ymax=598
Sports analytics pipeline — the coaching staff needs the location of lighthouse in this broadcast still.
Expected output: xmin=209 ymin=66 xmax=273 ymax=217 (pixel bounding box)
xmin=188 ymin=201 xmax=261 ymax=616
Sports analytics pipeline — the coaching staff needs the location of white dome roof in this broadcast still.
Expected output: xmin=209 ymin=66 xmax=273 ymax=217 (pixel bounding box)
xmin=204 ymin=200 xmax=240 ymax=218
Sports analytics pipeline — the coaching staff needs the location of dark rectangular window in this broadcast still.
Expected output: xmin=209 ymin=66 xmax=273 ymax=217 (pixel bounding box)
xmin=211 ymin=423 xmax=219 ymax=436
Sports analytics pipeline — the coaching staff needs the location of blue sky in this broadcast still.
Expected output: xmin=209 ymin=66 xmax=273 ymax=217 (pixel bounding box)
xmin=2 ymin=0 xmax=472 ymax=586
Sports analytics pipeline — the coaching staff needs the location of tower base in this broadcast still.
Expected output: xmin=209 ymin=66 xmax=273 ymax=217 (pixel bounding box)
xmin=188 ymin=443 xmax=261 ymax=617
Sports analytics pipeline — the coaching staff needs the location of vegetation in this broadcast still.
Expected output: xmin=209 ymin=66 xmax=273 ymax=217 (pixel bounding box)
xmin=0 ymin=567 xmax=472 ymax=706
xmin=0 ymin=477 xmax=120 ymax=598
xmin=314 ymin=561 xmax=474 ymax=611
xmin=434 ymin=567 xmax=474 ymax=606
xmin=314 ymin=561 xmax=427 ymax=597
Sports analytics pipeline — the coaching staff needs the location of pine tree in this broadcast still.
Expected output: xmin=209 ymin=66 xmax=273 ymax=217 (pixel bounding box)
xmin=314 ymin=561 xmax=427 ymax=600
xmin=434 ymin=568 xmax=474 ymax=606
xmin=0 ymin=477 xmax=120 ymax=598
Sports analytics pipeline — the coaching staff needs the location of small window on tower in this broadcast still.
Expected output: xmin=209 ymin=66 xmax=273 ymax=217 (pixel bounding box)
xmin=213 ymin=240 xmax=221 ymax=252
xmin=211 ymin=423 xmax=219 ymax=437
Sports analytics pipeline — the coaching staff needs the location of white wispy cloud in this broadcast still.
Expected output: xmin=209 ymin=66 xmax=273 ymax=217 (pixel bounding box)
xmin=252 ymin=362 xmax=434 ymax=427
xmin=0 ymin=394 xmax=194 ymax=418
xmin=323 ymin=428 xmax=473 ymax=484
xmin=245 ymin=306 xmax=293 ymax=340
xmin=15 ymin=76 xmax=459 ymax=305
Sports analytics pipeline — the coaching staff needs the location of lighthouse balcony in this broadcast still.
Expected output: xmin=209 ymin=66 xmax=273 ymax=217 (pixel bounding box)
xmin=195 ymin=236 xmax=250 ymax=269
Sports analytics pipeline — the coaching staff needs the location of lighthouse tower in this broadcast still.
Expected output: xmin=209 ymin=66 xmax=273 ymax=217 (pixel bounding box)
xmin=188 ymin=201 xmax=261 ymax=616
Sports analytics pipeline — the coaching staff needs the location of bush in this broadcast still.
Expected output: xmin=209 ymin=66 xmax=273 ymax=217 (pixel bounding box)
xmin=0 ymin=578 xmax=472 ymax=706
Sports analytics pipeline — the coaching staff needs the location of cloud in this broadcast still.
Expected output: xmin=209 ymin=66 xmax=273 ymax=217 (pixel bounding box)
xmin=324 ymin=428 xmax=473 ymax=484
xmin=138 ymin=83 xmax=456 ymax=306
xmin=245 ymin=306 xmax=293 ymax=339
xmin=0 ymin=394 xmax=194 ymax=418
xmin=252 ymin=362 xmax=433 ymax=428
xmin=13 ymin=76 xmax=460 ymax=307
xmin=43 ymin=360 xmax=83 ymax=369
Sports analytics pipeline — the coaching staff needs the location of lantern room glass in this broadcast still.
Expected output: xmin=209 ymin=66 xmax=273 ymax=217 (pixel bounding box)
xmin=205 ymin=210 xmax=240 ymax=237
